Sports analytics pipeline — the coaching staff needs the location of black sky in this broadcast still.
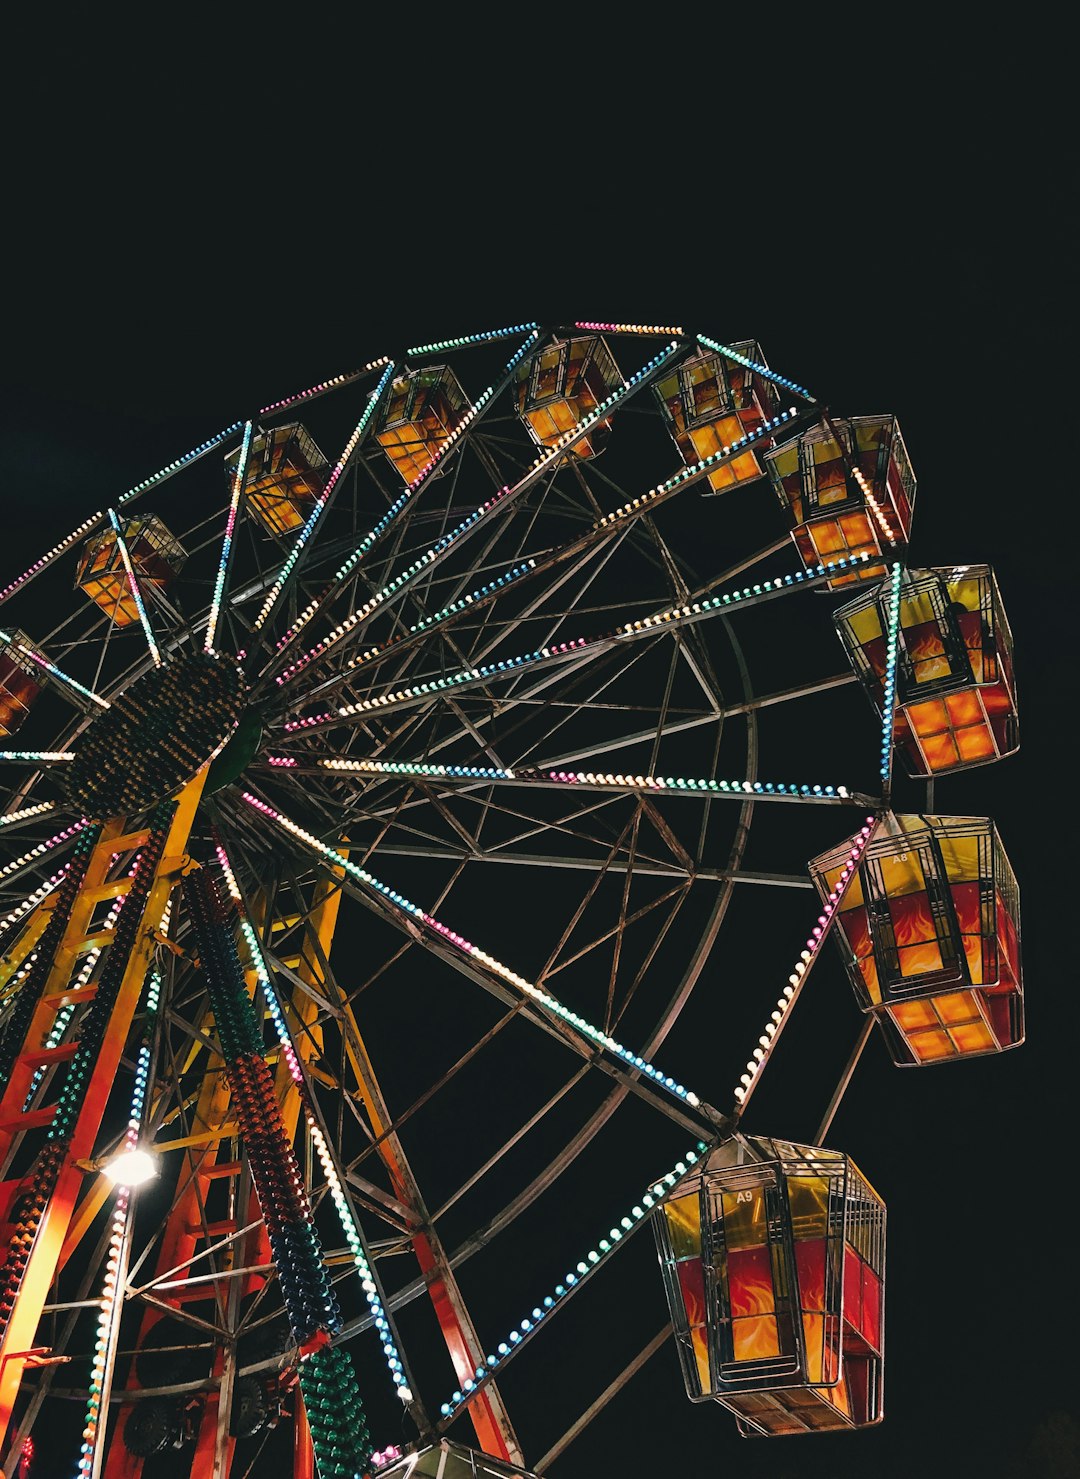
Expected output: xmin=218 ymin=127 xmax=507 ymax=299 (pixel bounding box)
xmin=1 ymin=27 xmax=1073 ymax=1479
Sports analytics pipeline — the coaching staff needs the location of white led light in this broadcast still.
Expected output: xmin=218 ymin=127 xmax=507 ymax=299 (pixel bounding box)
xmin=101 ymin=1148 xmax=157 ymax=1188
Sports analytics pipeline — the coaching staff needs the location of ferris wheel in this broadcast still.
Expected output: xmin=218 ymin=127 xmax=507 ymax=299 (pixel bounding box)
xmin=0 ymin=322 xmax=1021 ymax=1479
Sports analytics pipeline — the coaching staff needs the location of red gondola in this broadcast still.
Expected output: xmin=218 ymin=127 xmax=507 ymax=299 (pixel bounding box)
xmin=656 ymin=1135 xmax=885 ymax=1436
xmin=835 ymin=565 xmax=1018 ymax=774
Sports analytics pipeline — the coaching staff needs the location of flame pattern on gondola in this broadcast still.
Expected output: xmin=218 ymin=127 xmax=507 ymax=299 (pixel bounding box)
xmin=835 ymin=565 xmax=1018 ymax=775
xmin=766 ymin=417 xmax=915 ymax=588
xmin=655 ymin=1136 xmax=885 ymax=1437
xmin=809 ymin=814 xmax=1023 ymax=1065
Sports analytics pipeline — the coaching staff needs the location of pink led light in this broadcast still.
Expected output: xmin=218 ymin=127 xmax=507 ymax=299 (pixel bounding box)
xmin=424 ymin=913 xmax=482 ymax=958
xmin=573 ymin=322 xmax=684 ymax=335
xmin=242 ymin=792 xmax=277 ymax=817
xmin=267 ymin=754 xmax=298 ymax=767
xmin=0 ymin=514 xmax=105 ymax=606
xmin=283 ymin=713 xmax=333 ymax=732
xmin=794 ymin=826 xmax=871 ymax=959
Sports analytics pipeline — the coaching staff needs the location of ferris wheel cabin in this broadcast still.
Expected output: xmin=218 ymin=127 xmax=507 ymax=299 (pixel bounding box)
xmin=513 ymin=334 xmax=622 ymax=458
xmin=223 ymin=422 xmax=330 ymax=538
xmin=655 ymin=1136 xmax=885 ymax=1437
xmin=834 ymin=564 xmax=1019 ymax=775
xmin=765 ymin=416 xmax=915 ymax=589
xmin=653 ymin=341 xmax=781 ymax=493
xmin=809 ymin=814 xmax=1023 ymax=1066
xmin=75 ymin=513 xmax=187 ymax=625
xmin=375 ymin=365 xmax=468 ymax=484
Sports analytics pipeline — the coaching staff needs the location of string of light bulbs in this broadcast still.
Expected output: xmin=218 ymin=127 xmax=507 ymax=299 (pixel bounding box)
xmin=732 ymin=817 xmax=878 ymax=1113
xmin=0 ymin=631 xmax=110 ymax=711
xmin=437 ymin=1140 xmax=710 ymax=1423
xmin=0 ymin=820 xmax=88 ymax=885
xmin=267 ymin=754 xmax=868 ymax=807
xmin=0 ymin=801 xmax=56 ymax=830
xmin=880 ymin=562 xmax=904 ymax=787
xmin=204 ymin=420 xmax=253 ymax=654
xmin=695 ymin=332 xmax=814 ymax=402
xmin=406 ymin=323 xmax=540 ymax=356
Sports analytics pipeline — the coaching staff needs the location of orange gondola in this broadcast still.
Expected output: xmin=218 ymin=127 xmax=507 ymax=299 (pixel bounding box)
xmin=654 ymin=341 xmax=780 ymax=493
xmin=835 ymin=565 xmax=1018 ymax=775
xmin=514 ymin=335 xmax=621 ymax=458
xmin=75 ymin=515 xmax=187 ymax=626
xmin=765 ymin=416 xmax=914 ymax=588
xmin=809 ymin=814 xmax=1023 ymax=1065
xmin=223 ymin=423 xmax=329 ymax=538
xmin=375 ymin=366 xmax=467 ymax=484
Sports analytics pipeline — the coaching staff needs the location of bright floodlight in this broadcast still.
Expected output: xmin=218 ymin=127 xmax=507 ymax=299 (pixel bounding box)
xmin=101 ymin=1148 xmax=157 ymax=1187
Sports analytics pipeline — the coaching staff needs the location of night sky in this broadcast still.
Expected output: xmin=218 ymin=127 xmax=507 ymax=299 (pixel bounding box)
xmin=1 ymin=32 xmax=1073 ymax=1479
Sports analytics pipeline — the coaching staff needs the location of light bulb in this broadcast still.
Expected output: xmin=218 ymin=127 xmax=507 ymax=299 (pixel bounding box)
xmin=101 ymin=1148 xmax=157 ymax=1187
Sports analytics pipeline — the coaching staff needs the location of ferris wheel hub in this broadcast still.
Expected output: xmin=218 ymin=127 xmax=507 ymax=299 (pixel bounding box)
xmin=61 ymin=650 xmax=246 ymax=818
